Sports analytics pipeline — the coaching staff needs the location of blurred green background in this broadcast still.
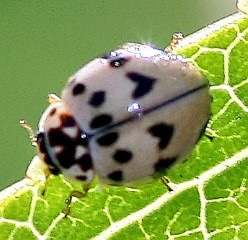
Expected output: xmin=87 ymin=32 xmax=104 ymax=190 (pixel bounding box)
xmin=0 ymin=1 xmax=236 ymax=190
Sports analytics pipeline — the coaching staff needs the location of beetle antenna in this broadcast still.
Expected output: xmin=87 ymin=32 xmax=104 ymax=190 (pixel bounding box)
xmin=20 ymin=120 xmax=37 ymax=147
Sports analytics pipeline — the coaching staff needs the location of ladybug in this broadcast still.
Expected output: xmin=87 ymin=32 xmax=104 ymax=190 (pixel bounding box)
xmin=25 ymin=43 xmax=210 ymax=186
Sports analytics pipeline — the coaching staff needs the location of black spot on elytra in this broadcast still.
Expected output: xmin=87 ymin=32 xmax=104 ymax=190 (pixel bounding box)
xmin=88 ymin=91 xmax=106 ymax=107
xmin=49 ymin=107 xmax=57 ymax=116
xmin=72 ymin=83 xmax=86 ymax=96
xmin=90 ymin=114 xmax=113 ymax=129
xmin=77 ymin=153 xmax=93 ymax=171
xmin=127 ymin=72 xmax=156 ymax=99
xmin=109 ymin=56 xmax=130 ymax=67
xmin=148 ymin=123 xmax=174 ymax=149
xmin=154 ymin=157 xmax=177 ymax=172
xmin=56 ymin=146 xmax=76 ymax=168
xmin=113 ymin=149 xmax=133 ymax=164
xmin=96 ymin=132 xmax=119 ymax=146
xmin=47 ymin=129 xmax=72 ymax=146
xmin=60 ymin=114 xmax=76 ymax=127
xmin=108 ymin=170 xmax=123 ymax=181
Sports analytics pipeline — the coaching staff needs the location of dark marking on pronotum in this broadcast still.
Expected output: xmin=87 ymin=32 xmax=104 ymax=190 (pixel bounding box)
xmin=96 ymin=132 xmax=119 ymax=146
xmin=43 ymin=120 xmax=90 ymax=170
xmin=113 ymin=149 xmax=133 ymax=164
xmin=47 ymin=129 xmax=72 ymax=146
xmin=55 ymin=146 xmax=76 ymax=169
xmin=77 ymin=153 xmax=93 ymax=171
xmin=90 ymin=114 xmax=113 ymax=129
xmin=127 ymin=72 xmax=156 ymax=99
xmin=108 ymin=170 xmax=123 ymax=181
xmin=49 ymin=107 xmax=57 ymax=116
xmin=60 ymin=114 xmax=76 ymax=127
xmin=36 ymin=132 xmax=61 ymax=175
xmin=72 ymin=83 xmax=86 ymax=96
xmin=88 ymin=91 xmax=106 ymax=107
xmin=36 ymin=132 xmax=47 ymax=154
xmin=148 ymin=123 xmax=174 ymax=149
xmin=46 ymin=128 xmax=77 ymax=168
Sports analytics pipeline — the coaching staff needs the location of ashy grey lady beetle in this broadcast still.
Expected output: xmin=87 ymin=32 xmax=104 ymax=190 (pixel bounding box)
xmin=24 ymin=43 xmax=210 ymax=186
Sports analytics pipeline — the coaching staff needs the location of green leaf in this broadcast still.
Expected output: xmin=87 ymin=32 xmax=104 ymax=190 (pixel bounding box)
xmin=1 ymin=12 xmax=248 ymax=240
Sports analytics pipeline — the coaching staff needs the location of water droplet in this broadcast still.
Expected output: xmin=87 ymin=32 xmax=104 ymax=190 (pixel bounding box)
xmin=81 ymin=133 xmax=87 ymax=139
xmin=110 ymin=51 xmax=117 ymax=57
xmin=127 ymin=102 xmax=141 ymax=113
xmin=113 ymin=61 xmax=121 ymax=67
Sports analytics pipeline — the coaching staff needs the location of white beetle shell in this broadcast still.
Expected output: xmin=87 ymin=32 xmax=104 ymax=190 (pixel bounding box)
xmin=58 ymin=43 xmax=211 ymax=183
